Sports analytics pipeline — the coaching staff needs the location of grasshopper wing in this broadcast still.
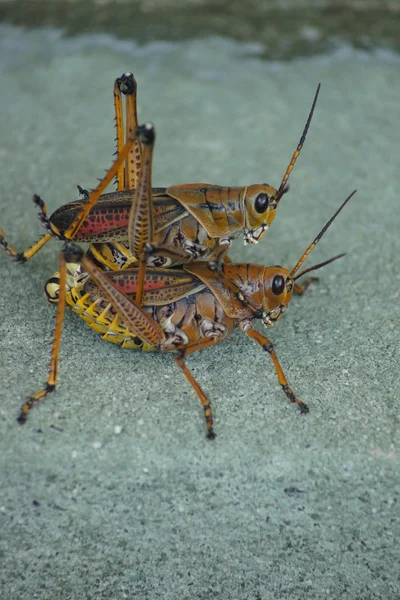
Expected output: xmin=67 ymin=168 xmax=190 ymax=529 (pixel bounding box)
xmin=84 ymin=266 xmax=206 ymax=306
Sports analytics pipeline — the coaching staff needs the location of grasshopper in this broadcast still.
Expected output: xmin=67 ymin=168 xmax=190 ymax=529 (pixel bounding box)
xmin=13 ymin=161 xmax=355 ymax=437
xmin=0 ymin=73 xmax=320 ymax=307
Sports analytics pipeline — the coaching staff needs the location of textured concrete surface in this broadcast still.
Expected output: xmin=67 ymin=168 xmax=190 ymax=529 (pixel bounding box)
xmin=0 ymin=25 xmax=399 ymax=600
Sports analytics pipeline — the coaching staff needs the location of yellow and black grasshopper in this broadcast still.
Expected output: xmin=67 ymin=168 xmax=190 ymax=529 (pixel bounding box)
xmin=7 ymin=125 xmax=354 ymax=436
xmin=0 ymin=76 xmax=344 ymax=438
xmin=1 ymin=116 xmax=354 ymax=438
xmin=16 ymin=187 xmax=354 ymax=437
xmin=0 ymin=73 xmax=320 ymax=303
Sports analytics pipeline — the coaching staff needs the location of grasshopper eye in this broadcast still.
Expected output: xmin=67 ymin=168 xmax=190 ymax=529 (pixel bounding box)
xmin=255 ymin=193 xmax=269 ymax=214
xmin=272 ymin=274 xmax=285 ymax=295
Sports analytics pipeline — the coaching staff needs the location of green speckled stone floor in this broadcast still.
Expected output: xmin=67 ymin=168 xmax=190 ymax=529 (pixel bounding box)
xmin=0 ymin=26 xmax=399 ymax=600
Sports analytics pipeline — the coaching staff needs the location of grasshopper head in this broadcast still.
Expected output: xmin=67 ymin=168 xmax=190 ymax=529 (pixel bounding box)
xmin=244 ymin=184 xmax=288 ymax=244
xmin=261 ymin=267 xmax=293 ymax=326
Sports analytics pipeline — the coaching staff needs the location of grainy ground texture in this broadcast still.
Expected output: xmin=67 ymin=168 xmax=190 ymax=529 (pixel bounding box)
xmin=0 ymin=5 xmax=399 ymax=600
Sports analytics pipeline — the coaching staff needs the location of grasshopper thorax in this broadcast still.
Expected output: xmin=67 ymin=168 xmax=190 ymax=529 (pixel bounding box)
xmin=261 ymin=266 xmax=293 ymax=327
xmin=243 ymin=184 xmax=281 ymax=244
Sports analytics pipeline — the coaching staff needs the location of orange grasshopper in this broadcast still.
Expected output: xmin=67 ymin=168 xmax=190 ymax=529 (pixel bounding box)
xmin=0 ymin=73 xmax=320 ymax=305
xmin=15 ymin=162 xmax=355 ymax=438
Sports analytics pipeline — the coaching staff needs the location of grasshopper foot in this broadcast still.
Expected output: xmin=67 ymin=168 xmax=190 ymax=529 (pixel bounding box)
xmin=117 ymin=72 xmax=136 ymax=95
xmin=294 ymin=277 xmax=319 ymax=296
xmin=17 ymin=411 xmax=27 ymax=425
xmin=77 ymin=185 xmax=89 ymax=199
xmin=299 ymin=402 xmax=309 ymax=414
xmin=207 ymin=428 xmax=216 ymax=440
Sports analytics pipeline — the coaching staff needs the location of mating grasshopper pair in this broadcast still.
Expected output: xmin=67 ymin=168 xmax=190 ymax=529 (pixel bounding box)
xmin=0 ymin=73 xmax=352 ymax=438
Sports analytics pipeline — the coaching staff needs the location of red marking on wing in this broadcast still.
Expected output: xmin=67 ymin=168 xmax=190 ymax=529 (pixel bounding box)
xmin=77 ymin=208 xmax=130 ymax=237
xmin=112 ymin=275 xmax=173 ymax=295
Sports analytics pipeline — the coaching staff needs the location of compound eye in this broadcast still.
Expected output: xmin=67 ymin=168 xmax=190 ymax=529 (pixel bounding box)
xmin=272 ymin=274 xmax=285 ymax=295
xmin=254 ymin=193 xmax=269 ymax=214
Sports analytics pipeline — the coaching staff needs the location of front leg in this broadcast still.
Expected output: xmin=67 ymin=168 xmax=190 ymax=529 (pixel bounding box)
xmin=245 ymin=327 xmax=309 ymax=414
xmin=294 ymin=277 xmax=318 ymax=296
xmin=207 ymin=239 xmax=231 ymax=272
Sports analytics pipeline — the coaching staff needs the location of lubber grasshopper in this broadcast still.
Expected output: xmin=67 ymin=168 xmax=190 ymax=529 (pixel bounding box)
xmin=0 ymin=73 xmax=321 ymax=299
xmin=15 ymin=183 xmax=355 ymax=437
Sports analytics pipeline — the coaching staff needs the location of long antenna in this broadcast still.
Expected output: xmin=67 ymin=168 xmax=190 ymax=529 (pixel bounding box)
xmin=277 ymin=83 xmax=321 ymax=199
xmin=291 ymin=190 xmax=356 ymax=277
xmin=293 ymin=253 xmax=346 ymax=281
